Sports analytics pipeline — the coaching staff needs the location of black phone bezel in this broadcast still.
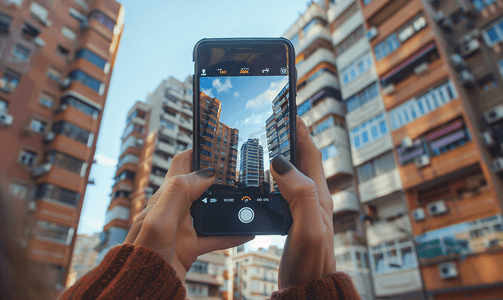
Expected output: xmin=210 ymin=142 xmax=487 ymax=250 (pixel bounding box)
xmin=191 ymin=38 xmax=297 ymax=236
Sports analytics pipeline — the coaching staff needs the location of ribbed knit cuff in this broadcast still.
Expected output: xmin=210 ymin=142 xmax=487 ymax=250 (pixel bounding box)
xmin=60 ymin=244 xmax=186 ymax=300
xmin=269 ymin=272 xmax=362 ymax=300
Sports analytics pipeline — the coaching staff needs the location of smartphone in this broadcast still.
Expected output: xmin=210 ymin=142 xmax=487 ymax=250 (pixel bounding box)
xmin=191 ymin=38 xmax=297 ymax=236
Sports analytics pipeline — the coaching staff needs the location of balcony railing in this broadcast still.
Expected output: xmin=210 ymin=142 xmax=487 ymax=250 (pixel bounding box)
xmin=294 ymin=25 xmax=332 ymax=56
xmin=298 ymin=48 xmax=337 ymax=80
xmin=301 ymin=97 xmax=345 ymax=128
xmin=156 ymin=141 xmax=176 ymax=155
xmin=332 ymin=190 xmax=360 ymax=215
xmin=152 ymin=155 xmax=172 ymax=170
xmin=297 ymin=72 xmax=339 ymax=106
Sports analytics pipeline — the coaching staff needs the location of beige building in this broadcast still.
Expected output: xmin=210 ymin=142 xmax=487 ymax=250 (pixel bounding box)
xmin=66 ymin=232 xmax=100 ymax=287
xmin=232 ymin=246 xmax=282 ymax=300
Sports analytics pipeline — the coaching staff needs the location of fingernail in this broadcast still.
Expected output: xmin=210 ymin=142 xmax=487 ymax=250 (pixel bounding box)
xmin=196 ymin=168 xmax=215 ymax=178
xmin=272 ymin=155 xmax=292 ymax=175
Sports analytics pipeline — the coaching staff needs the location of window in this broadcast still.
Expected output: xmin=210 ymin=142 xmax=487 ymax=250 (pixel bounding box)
xmin=10 ymin=183 xmax=28 ymax=199
xmin=335 ymin=26 xmax=365 ymax=56
xmin=46 ymin=67 xmax=62 ymax=82
xmin=0 ymin=69 xmax=21 ymax=93
xmin=68 ymin=70 xmax=104 ymax=94
xmin=68 ymin=7 xmax=86 ymax=22
xmin=472 ymin=0 xmax=497 ymax=11
xmin=52 ymin=121 xmax=93 ymax=145
xmin=0 ymin=99 xmax=7 ymax=112
xmin=35 ymin=220 xmax=74 ymax=245
xmin=389 ymin=81 xmax=457 ymax=130
xmin=61 ymin=27 xmax=76 ymax=40
xmin=345 ymin=82 xmax=379 ymax=113
xmin=349 ymin=113 xmax=388 ymax=150
xmin=341 ymin=53 xmax=373 ymax=86
xmin=19 ymin=149 xmax=37 ymax=166
xmin=39 ymin=92 xmax=54 ymax=108
xmin=30 ymin=119 xmax=46 ymax=133
xmin=60 ymin=95 xmax=99 ymax=118
xmin=356 ymin=151 xmax=396 ymax=183
xmin=0 ymin=12 xmax=13 ymax=33
xmin=397 ymin=15 xmax=427 ymax=43
xmin=30 ymin=2 xmax=49 ymax=23
xmin=56 ymin=45 xmax=70 ymax=58
xmin=313 ymin=117 xmax=334 ymax=135
xmin=89 ymin=10 xmax=115 ymax=31
xmin=321 ymin=144 xmax=337 ymax=161
xmin=117 ymin=154 xmax=138 ymax=168
xmin=115 ymin=171 xmax=135 ymax=184
xmin=201 ymin=140 xmax=213 ymax=147
xmin=47 ymin=151 xmax=85 ymax=175
xmin=21 ymin=22 xmax=40 ymax=40
xmin=369 ymin=238 xmax=416 ymax=274
xmin=478 ymin=74 xmax=498 ymax=91
xmin=75 ymin=49 xmax=108 ymax=72
xmin=374 ymin=34 xmax=400 ymax=61
xmin=426 ymin=120 xmax=471 ymax=156
xmin=483 ymin=17 xmax=503 ymax=46
xmin=12 ymin=44 xmax=30 ymax=62
xmin=201 ymin=149 xmax=212 ymax=157
xmin=160 ymin=118 xmax=175 ymax=130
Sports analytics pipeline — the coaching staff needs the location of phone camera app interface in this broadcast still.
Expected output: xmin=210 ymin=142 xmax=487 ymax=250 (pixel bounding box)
xmin=198 ymin=44 xmax=292 ymax=233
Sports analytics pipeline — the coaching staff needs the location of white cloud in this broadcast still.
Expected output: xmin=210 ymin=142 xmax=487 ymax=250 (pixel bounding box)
xmin=247 ymin=235 xmax=286 ymax=251
xmin=234 ymin=92 xmax=240 ymax=97
xmin=94 ymin=154 xmax=118 ymax=167
xmin=212 ymin=78 xmax=233 ymax=93
xmin=81 ymin=216 xmax=104 ymax=232
xmin=237 ymin=111 xmax=271 ymax=127
xmin=245 ymin=78 xmax=288 ymax=109
xmin=201 ymin=88 xmax=214 ymax=98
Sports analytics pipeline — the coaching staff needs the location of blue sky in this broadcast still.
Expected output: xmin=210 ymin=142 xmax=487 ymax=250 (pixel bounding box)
xmin=79 ymin=0 xmax=309 ymax=250
xmin=200 ymin=75 xmax=287 ymax=168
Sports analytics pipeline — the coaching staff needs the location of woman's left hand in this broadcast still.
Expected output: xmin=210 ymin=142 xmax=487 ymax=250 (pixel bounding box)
xmin=124 ymin=149 xmax=254 ymax=280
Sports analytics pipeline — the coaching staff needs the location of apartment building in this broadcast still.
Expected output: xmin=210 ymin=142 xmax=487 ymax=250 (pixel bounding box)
xmin=0 ymin=0 xmax=123 ymax=290
xmin=95 ymin=76 xmax=193 ymax=261
xmin=358 ymin=0 xmax=503 ymax=298
xmin=239 ymin=138 xmax=264 ymax=187
xmin=199 ymin=92 xmax=238 ymax=186
xmin=66 ymin=232 xmax=100 ymax=287
xmin=232 ymin=246 xmax=281 ymax=300
xmin=283 ymin=1 xmax=374 ymax=299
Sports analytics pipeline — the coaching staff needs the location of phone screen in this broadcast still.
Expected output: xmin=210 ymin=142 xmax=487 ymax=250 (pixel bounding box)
xmin=193 ymin=40 xmax=295 ymax=235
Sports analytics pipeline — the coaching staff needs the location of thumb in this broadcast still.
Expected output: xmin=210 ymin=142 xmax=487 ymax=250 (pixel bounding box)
xmin=269 ymin=155 xmax=319 ymax=217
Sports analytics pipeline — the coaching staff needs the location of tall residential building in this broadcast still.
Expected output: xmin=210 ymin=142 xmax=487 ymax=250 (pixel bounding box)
xmin=199 ymin=92 xmax=238 ymax=186
xmin=66 ymin=232 xmax=100 ymax=287
xmin=239 ymin=138 xmax=264 ymax=187
xmin=283 ymin=2 xmax=374 ymax=299
xmin=95 ymin=76 xmax=193 ymax=262
xmin=0 ymin=0 xmax=123 ymax=290
xmin=232 ymin=246 xmax=281 ymax=300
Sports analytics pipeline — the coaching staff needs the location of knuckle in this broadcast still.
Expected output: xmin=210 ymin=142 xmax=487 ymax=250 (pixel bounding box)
xmin=167 ymin=175 xmax=190 ymax=191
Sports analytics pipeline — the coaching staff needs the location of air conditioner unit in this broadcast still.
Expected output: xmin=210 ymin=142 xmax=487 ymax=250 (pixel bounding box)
xmin=450 ymin=54 xmax=466 ymax=70
xmin=414 ymin=63 xmax=429 ymax=75
xmin=491 ymin=157 xmax=503 ymax=174
xmin=459 ymin=39 xmax=480 ymax=57
xmin=427 ymin=200 xmax=448 ymax=216
xmin=27 ymin=201 xmax=37 ymax=212
xmin=44 ymin=132 xmax=55 ymax=143
xmin=366 ymin=27 xmax=378 ymax=40
xmin=482 ymin=130 xmax=496 ymax=147
xmin=438 ymin=262 xmax=458 ymax=279
xmin=0 ymin=112 xmax=13 ymax=126
xmin=412 ymin=208 xmax=426 ymax=221
xmin=33 ymin=37 xmax=46 ymax=47
xmin=433 ymin=11 xmax=445 ymax=22
xmin=484 ymin=105 xmax=503 ymax=124
xmin=460 ymin=70 xmax=475 ymax=87
xmin=415 ymin=154 xmax=430 ymax=168
xmin=382 ymin=84 xmax=395 ymax=95
xmin=136 ymin=139 xmax=144 ymax=147
xmin=31 ymin=163 xmax=52 ymax=178
xmin=401 ymin=137 xmax=414 ymax=149
xmin=60 ymin=78 xmax=71 ymax=89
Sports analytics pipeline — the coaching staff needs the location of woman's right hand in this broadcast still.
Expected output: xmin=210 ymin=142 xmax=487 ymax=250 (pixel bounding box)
xmin=270 ymin=116 xmax=336 ymax=290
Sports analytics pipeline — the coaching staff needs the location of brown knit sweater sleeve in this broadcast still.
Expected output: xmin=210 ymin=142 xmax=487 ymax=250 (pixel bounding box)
xmin=269 ymin=272 xmax=363 ymax=300
xmin=59 ymin=244 xmax=186 ymax=300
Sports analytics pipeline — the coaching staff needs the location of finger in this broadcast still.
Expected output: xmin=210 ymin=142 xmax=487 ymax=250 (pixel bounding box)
xmin=197 ymin=236 xmax=255 ymax=255
xmin=124 ymin=204 xmax=154 ymax=244
xmin=295 ymin=116 xmax=333 ymax=215
xmin=147 ymin=148 xmax=193 ymax=207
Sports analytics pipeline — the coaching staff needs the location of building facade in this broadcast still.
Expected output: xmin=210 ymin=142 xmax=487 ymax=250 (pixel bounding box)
xmin=199 ymin=92 xmax=238 ymax=186
xmin=66 ymin=232 xmax=100 ymax=287
xmin=0 ymin=0 xmax=123 ymax=290
xmin=239 ymin=138 xmax=264 ymax=187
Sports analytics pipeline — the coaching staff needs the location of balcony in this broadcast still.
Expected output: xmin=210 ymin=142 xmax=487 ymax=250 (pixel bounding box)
xmin=70 ymin=58 xmax=106 ymax=84
xmin=177 ymin=133 xmax=192 ymax=144
xmin=373 ymin=267 xmax=422 ymax=297
xmin=332 ymin=191 xmax=360 ymax=215
xmin=399 ymin=142 xmax=480 ymax=190
xmin=160 ymin=127 xmax=179 ymax=139
xmin=301 ymin=98 xmax=345 ymax=128
xmin=182 ymin=106 xmax=193 ymax=116
xmin=294 ymin=25 xmax=332 ymax=57
xmin=179 ymin=117 xmax=192 ymax=131
xmin=54 ymin=105 xmax=96 ymax=132
xmin=185 ymin=272 xmax=222 ymax=286
xmin=366 ymin=214 xmax=411 ymax=245
xmin=35 ymin=166 xmax=84 ymax=193
xmin=152 ymin=155 xmax=172 ymax=170
xmin=67 ymin=81 xmax=105 ymax=107
xmin=298 ymin=48 xmax=337 ymax=79
xmin=149 ymin=173 xmax=164 ymax=186
xmin=341 ymin=63 xmax=379 ymax=100
xmin=51 ymin=134 xmax=92 ymax=162
xmin=323 ymin=146 xmax=355 ymax=180
xmin=163 ymin=98 xmax=183 ymax=111
xmin=346 ymin=95 xmax=385 ymax=130
xmin=331 ymin=11 xmax=364 ymax=47
xmin=329 ymin=0 xmax=358 ymax=21
xmin=284 ymin=4 xmax=327 ymax=39
xmin=29 ymin=239 xmax=70 ymax=266
xmin=297 ymin=72 xmax=339 ymax=106
xmin=351 ymin=134 xmax=394 ymax=167
xmin=156 ymin=141 xmax=176 ymax=155
xmin=359 ymin=168 xmax=403 ymax=203
xmin=312 ymin=125 xmax=348 ymax=150
xmin=35 ymin=200 xmax=77 ymax=227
